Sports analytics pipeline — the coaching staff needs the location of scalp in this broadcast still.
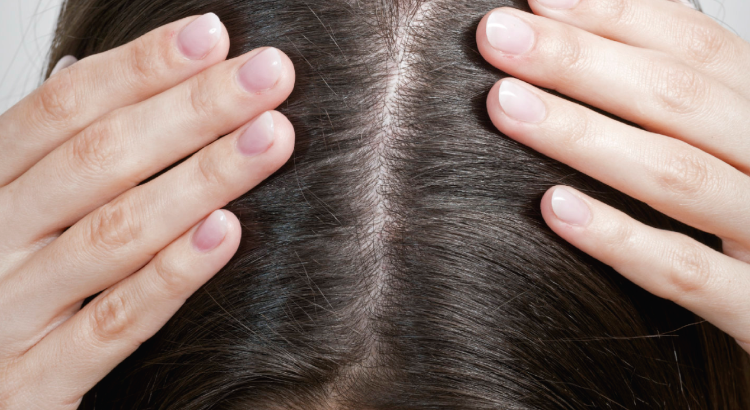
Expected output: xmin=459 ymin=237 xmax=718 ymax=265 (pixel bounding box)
xmin=49 ymin=0 xmax=750 ymax=409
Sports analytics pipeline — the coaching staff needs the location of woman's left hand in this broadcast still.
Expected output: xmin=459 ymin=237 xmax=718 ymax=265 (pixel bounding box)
xmin=476 ymin=0 xmax=750 ymax=351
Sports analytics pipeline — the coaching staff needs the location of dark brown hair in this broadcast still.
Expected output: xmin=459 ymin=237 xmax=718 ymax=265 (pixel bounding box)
xmin=49 ymin=0 xmax=749 ymax=408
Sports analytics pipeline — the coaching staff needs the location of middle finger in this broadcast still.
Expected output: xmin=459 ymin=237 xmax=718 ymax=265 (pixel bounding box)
xmin=476 ymin=8 xmax=750 ymax=174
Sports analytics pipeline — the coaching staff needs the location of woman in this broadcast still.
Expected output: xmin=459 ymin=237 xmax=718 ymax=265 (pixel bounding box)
xmin=1 ymin=0 xmax=749 ymax=408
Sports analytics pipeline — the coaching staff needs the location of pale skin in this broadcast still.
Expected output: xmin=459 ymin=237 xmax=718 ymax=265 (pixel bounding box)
xmin=0 ymin=14 xmax=296 ymax=409
xmin=0 ymin=0 xmax=747 ymax=407
xmin=478 ymin=0 xmax=750 ymax=351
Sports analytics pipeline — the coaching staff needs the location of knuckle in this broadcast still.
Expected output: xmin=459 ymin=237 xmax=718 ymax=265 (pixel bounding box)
xmin=599 ymin=218 xmax=636 ymax=254
xmin=37 ymin=68 xmax=79 ymax=124
xmin=681 ymin=23 xmax=729 ymax=66
xmin=87 ymin=289 xmax=133 ymax=344
xmin=546 ymin=29 xmax=588 ymax=84
xmin=68 ymin=118 xmax=121 ymax=176
xmin=193 ymin=149 xmax=230 ymax=188
xmin=664 ymin=240 xmax=713 ymax=301
xmin=151 ymin=254 xmax=192 ymax=299
xmin=86 ymin=195 xmax=142 ymax=251
xmin=554 ymin=107 xmax=597 ymax=150
xmin=592 ymin=0 xmax=633 ymax=26
xmin=653 ymin=148 xmax=716 ymax=199
xmin=127 ymin=35 xmax=168 ymax=84
xmin=652 ymin=64 xmax=707 ymax=115
xmin=186 ymin=74 xmax=218 ymax=119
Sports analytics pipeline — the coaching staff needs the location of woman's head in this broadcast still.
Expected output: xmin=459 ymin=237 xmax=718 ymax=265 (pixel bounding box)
xmin=50 ymin=0 xmax=749 ymax=408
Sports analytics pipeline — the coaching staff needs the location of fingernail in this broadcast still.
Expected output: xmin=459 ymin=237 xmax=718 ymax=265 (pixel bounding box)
xmin=237 ymin=48 xmax=282 ymax=93
xmin=535 ymin=0 xmax=580 ymax=10
xmin=498 ymin=81 xmax=546 ymax=123
xmin=672 ymin=0 xmax=697 ymax=9
xmin=551 ymin=187 xmax=591 ymax=226
xmin=193 ymin=210 xmax=228 ymax=252
xmin=178 ymin=13 xmax=223 ymax=60
xmin=486 ymin=11 xmax=535 ymax=55
xmin=50 ymin=55 xmax=78 ymax=77
xmin=237 ymin=112 xmax=275 ymax=157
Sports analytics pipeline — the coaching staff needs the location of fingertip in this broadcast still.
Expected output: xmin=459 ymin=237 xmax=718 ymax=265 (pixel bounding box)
xmin=173 ymin=13 xmax=230 ymax=63
xmin=217 ymin=209 xmax=242 ymax=254
xmin=49 ymin=55 xmax=78 ymax=78
xmin=192 ymin=209 xmax=230 ymax=252
xmin=735 ymin=339 xmax=750 ymax=354
xmin=266 ymin=47 xmax=297 ymax=101
xmin=190 ymin=209 xmax=241 ymax=278
xmin=219 ymin=209 xmax=242 ymax=243
xmin=477 ymin=7 xmax=536 ymax=64
xmin=539 ymin=185 xmax=560 ymax=226
xmin=487 ymin=78 xmax=547 ymax=140
xmin=277 ymin=48 xmax=297 ymax=87
xmin=541 ymin=185 xmax=592 ymax=230
xmin=476 ymin=8 xmax=504 ymax=62
xmin=251 ymin=110 xmax=295 ymax=174
xmin=269 ymin=110 xmax=296 ymax=157
xmin=487 ymin=80 xmax=508 ymax=132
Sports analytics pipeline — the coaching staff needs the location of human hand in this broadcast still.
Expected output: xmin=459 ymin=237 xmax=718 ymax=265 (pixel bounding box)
xmin=477 ymin=0 xmax=750 ymax=350
xmin=0 ymin=13 xmax=295 ymax=408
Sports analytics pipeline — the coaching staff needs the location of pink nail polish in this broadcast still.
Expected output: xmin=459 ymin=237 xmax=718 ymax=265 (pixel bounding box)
xmin=237 ymin=48 xmax=282 ymax=93
xmin=550 ymin=187 xmax=591 ymax=226
xmin=237 ymin=112 xmax=275 ymax=157
xmin=193 ymin=210 xmax=229 ymax=252
xmin=486 ymin=12 xmax=535 ymax=55
xmin=498 ymin=81 xmax=547 ymax=123
xmin=177 ymin=13 xmax=222 ymax=60
xmin=50 ymin=55 xmax=78 ymax=77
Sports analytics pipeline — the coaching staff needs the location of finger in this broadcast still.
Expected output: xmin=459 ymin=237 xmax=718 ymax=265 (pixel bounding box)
xmin=1 ymin=111 xmax=293 ymax=348
xmin=528 ymin=0 xmax=750 ymax=98
xmin=539 ymin=185 xmax=750 ymax=348
xmin=486 ymin=78 xmax=750 ymax=248
xmin=0 ymin=13 xmax=229 ymax=186
xmin=49 ymin=56 xmax=78 ymax=77
xmin=1 ymin=47 xmax=294 ymax=250
xmin=8 ymin=210 xmax=240 ymax=409
xmin=476 ymin=8 xmax=750 ymax=174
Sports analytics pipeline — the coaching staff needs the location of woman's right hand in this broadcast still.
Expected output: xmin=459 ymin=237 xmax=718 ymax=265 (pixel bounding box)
xmin=0 ymin=13 xmax=295 ymax=409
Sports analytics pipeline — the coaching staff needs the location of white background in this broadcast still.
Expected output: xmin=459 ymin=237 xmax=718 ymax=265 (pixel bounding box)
xmin=0 ymin=0 xmax=748 ymax=112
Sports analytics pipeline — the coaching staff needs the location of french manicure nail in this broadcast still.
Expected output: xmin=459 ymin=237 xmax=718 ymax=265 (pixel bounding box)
xmin=50 ymin=55 xmax=78 ymax=77
xmin=551 ymin=187 xmax=591 ymax=226
xmin=237 ymin=112 xmax=275 ymax=157
xmin=535 ymin=0 xmax=580 ymax=10
xmin=498 ymin=81 xmax=546 ymax=123
xmin=237 ymin=48 xmax=282 ymax=93
xmin=177 ymin=13 xmax=222 ymax=60
xmin=193 ymin=210 xmax=229 ymax=252
xmin=486 ymin=12 xmax=535 ymax=55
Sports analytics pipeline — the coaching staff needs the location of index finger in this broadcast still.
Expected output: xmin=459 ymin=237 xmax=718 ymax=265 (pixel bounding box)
xmin=0 ymin=13 xmax=229 ymax=186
